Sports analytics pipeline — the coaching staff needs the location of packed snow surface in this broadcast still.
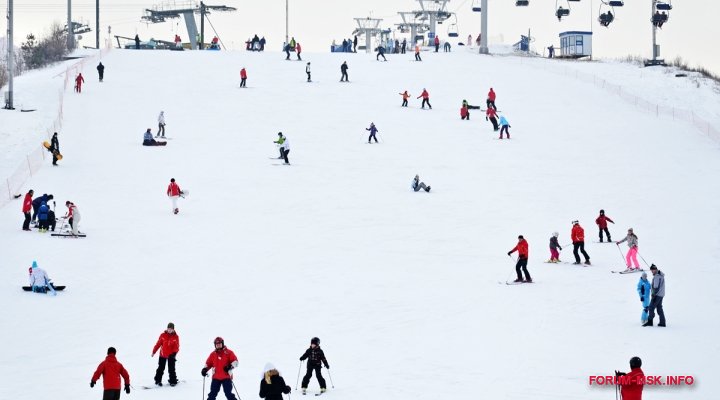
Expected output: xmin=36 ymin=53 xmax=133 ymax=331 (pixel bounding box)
xmin=1 ymin=48 xmax=719 ymax=400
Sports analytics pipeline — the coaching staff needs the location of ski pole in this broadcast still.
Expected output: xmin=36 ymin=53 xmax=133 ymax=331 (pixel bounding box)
xmin=506 ymin=255 xmax=517 ymax=282
xmin=295 ymin=360 xmax=303 ymax=390
xmin=615 ymin=243 xmax=627 ymax=264
xmin=637 ymin=252 xmax=652 ymax=268
xmin=231 ymin=379 xmax=243 ymax=400
xmin=326 ymin=367 xmax=335 ymax=389
xmin=202 ymin=375 xmax=206 ymax=400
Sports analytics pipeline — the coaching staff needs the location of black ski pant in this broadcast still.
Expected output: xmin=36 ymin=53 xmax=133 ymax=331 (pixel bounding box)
xmin=53 ymin=153 xmax=59 ymax=165
xmin=301 ymin=364 xmax=326 ymax=389
xmin=415 ymin=53 xmax=422 ymax=61
xmin=489 ymin=116 xmax=499 ymax=131
xmin=515 ymin=257 xmax=531 ymax=281
xmin=368 ymin=133 xmax=378 ymax=143
xmin=282 ymin=149 xmax=290 ymax=164
xmin=39 ymin=219 xmax=49 ymax=231
xmin=377 ymin=53 xmax=386 ymax=61
xmin=500 ymin=125 xmax=509 ymax=138
xmin=573 ymin=241 xmax=590 ymax=263
xmin=154 ymin=355 xmax=177 ymax=384
xmin=23 ymin=212 xmax=31 ymax=230
xmin=647 ymin=295 xmax=665 ymax=325
xmin=341 ymin=72 xmax=348 ymax=81
xmin=487 ymin=99 xmax=496 ymax=110
xmin=421 ymin=98 xmax=431 ymax=109
xmin=297 ymin=53 xmax=302 ymax=61
xmin=285 ymin=50 xmax=291 ymax=60
xmin=401 ymin=99 xmax=408 ymax=107
xmin=306 ymin=72 xmax=311 ymax=82
xmin=99 ymin=72 xmax=104 ymax=82
xmin=207 ymin=378 xmax=237 ymax=400
xmin=435 ymin=44 xmax=439 ymax=52
xmin=240 ymin=78 xmax=246 ymax=87
xmin=102 ymin=389 xmax=121 ymax=400
xmin=158 ymin=123 xmax=165 ymax=136
xmin=599 ymin=228 xmax=611 ymax=242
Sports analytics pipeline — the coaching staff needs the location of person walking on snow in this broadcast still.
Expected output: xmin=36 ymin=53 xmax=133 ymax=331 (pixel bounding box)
xmin=50 ymin=132 xmax=60 ymax=165
xmin=152 ymin=322 xmax=180 ymax=386
xmin=498 ymin=114 xmax=510 ymax=139
xmin=486 ymin=88 xmax=497 ymax=110
xmin=91 ymin=347 xmax=131 ymax=400
xmin=548 ymin=232 xmax=562 ymax=263
xmin=571 ymin=220 xmax=591 ymax=265
xmin=615 ymin=357 xmax=644 ymax=400
xmin=376 ymin=45 xmax=387 ymax=61
xmin=157 ymin=111 xmax=166 ymax=138
xmin=486 ymin=107 xmax=499 ymax=131
xmin=595 ymin=209 xmax=615 ymax=242
xmin=637 ymin=272 xmax=652 ymax=325
xmin=29 ymin=260 xmax=51 ymax=292
xmin=418 ymin=88 xmax=432 ymax=109
xmin=643 ymin=265 xmax=666 ymax=327
xmin=295 ymin=42 xmax=302 ymax=60
xmin=340 ymin=61 xmax=349 ymax=82
xmin=22 ymin=189 xmax=34 ymax=231
xmin=75 ymin=73 xmax=85 ymax=93
xmin=278 ymin=135 xmax=291 ymax=165
xmin=366 ymin=122 xmax=379 ymax=143
xmin=306 ymin=62 xmax=311 ymax=82
xmin=617 ymin=228 xmax=640 ymax=270
xmin=300 ymin=337 xmax=330 ymax=395
xmin=414 ymin=44 xmax=422 ymax=61
xmin=167 ymin=179 xmax=183 ymax=214
xmin=411 ymin=175 xmax=431 ymax=192
xmin=259 ymin=363 xmax=291 ymax=400
xmin=434 ymin=35 xmax=440 ymax=52
xmin=240 ymin=67 xmax=247 ymax=88
xmin=202 ymin=337 xmax=239 ymax=400
xmin=399 ymin=91 xmax=410 ymax=107
xmin=508 ymin=235 xmax=532 ymax=282
xmin=65 ymin=201 xmax=81 ymax=235
xmin=97 ymin=62 xmax=105 ymax=82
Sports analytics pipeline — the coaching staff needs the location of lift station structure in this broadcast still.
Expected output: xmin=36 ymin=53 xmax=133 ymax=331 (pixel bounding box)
xmin=352 ymin=17 xmax=384 ymax=54
xmin=142 ymin=1 xmax=236 ymax=49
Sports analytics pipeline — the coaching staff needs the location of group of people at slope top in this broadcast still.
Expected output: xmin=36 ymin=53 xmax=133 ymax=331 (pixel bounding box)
xmin=88 ymin=335 xmax=331 ymax=400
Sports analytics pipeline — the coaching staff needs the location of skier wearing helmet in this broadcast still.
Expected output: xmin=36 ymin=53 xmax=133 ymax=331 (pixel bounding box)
xmin=201 ymin=337 xmax=239 ymax=400
xmin=299 ymin=337 xmax=330 ymax=395
xmin=615 ymin=357 xmax=645 ymax=400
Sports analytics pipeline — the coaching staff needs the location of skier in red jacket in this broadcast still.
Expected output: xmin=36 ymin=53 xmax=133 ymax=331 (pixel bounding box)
xmin=486 ymin=87 xmax=497 ymax=110
xmin=616 ymin=356 xmax=644 ymax=400
xmin=91 ymin=347 xmax=131 ymax=400
xmin=202 ymin=337 xmax=239 ymax=400
xmin=152 ymin=322 xmax=180 ymax=386
xmin=75 ymin=73 xmax=85 ymax=93
xmin=486 ymin=107 xmax=499 ymax=131
xmin=595 ymin=209 xmax=615 ymax=242
xmin=434 ymin=35 xmax=440 ymax=52
xmin=417 ymin=89 xmax=431 ymax=109
xmin=239 ymin=68 xmax=247 ymax=88
xmin=167 ymin=178 xmax=182 ymax=214
xmin=508 ymin=235 xmax=532 ymax=282
xmin=22 ymin=189 xmax=34 ymax=231
xmin=571 ymin=220 xmax=591 ymax=265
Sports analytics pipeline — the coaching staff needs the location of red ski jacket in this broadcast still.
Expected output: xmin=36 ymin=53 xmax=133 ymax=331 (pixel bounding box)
xmin=22 ymin=193 xmax=33 ymax=212
xmin=488 ymin=89 xmax=496 ymax=101
xmin=571 ymin=224 xmax=585 ymax=243
xmin=205 ymin=348 xmax=238 ymax=380
xmin=91 ymin=354 xmax=130 ymax=390
xmin=434 ymin=37 xmax=440 ymax=45
xmin=152 ymin=331 xmax=180 ymax=358
xmin=167 ymin=182 xmax=181 ymax=196
xmin=240 ymin=69 xmax=247 ymax=79
xmin=510 ymin=239 xmax=529 ymax=258
xmin=620 ymin=368 xmax=644 ymax=400
xmin=418 ymin=90 xmax=429 ymax=99
xmin=76 ymin=75 xmax=84 ymax=85
xmin=295 ymin=43 xmax=302 ymax=53
xmin=595 ymin=215 xmax=614 ymax=229
xmin=460 ymin=106 xmax=468 ymax=118
xmin=486 ymin=108 xmax=497 ymax=118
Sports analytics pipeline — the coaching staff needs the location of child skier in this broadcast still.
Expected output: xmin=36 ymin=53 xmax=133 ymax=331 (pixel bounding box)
xmin=498 ymin=114 xmax=510 ymax=139
xmin=486 ymin=107 xmax=499 ymax=131
xmin=201 ymin=337 xmax=239 ymax=400
xmin=411 ymin=175 xmax=431 ymax=192
xmin=617 ymin=228 xmax=640 ymax=270
xmin=508 ymin=235 xmax=532 ymax=282
xmin=366 ymin=123 xmax=379 ymax=143
xmin=547 ymin=232 xmax=562 ymax=263
xmin=595 ymin=209 xmax=615 ymax=242
xmin=637 ymin=272 xmax=652 ymax=325
xmin=75 ymin=73 xmax=85 ymax=93
xmin=152 ymin=322 xmax=180 ymax=386
xmin=399 ymin=91 xmax=410 ymax=107
xmin=299 ymin=337 xmax=330 ymax=395
xmin=37 ymin=202 xmax=50 ymax=232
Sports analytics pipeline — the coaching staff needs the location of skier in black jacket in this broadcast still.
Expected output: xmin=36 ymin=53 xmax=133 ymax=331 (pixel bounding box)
xmin=340 ymin=62 xmax=349 ymax=82
xmin=259 ymin=363 xmax=291 ymax=400
xmin=299 ymin=337 xmax=329 ymax=394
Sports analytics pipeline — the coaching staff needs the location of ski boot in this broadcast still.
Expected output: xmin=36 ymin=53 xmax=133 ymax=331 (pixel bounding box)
xmin=584 ymin=260 xmax=592 ymax=265
xmin=174 ymin=208 xmax=179 ymax=215
xmin=525 ymin=278 xmax=532 ymax=283
xmin=513 ymin=278 xmax=523 ymax=283
xmin=302 ymin=388 xmax=307 ymax=395
xmin=320 ymin=388 xmax=327 ymax=393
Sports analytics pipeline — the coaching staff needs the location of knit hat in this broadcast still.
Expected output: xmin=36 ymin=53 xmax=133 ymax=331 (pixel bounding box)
xmin=32 ymin=261 xmax=38 ymax=269
xmin=167 ymin=322 xmax=175 ymax=329
xmin=107 ymin=347 xmax=117 ymax=355
xmin=641 ymin=272 xmax=648 ymax=278
xmin=572 ymin=220 xmax=579 ymax=225
xmin=263 ymin=362 xmax=276 ymax=374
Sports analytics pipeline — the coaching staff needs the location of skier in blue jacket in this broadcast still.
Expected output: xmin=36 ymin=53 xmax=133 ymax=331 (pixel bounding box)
xmin=637 ymin=272 xmax=652 ymax=324
xmin=37 ymin=202 xmax=50 ymax=232
xmin=498 ymin=115 xmax=510 ymax=139
xmin=366 ymin=123 xmax=379 ymax=143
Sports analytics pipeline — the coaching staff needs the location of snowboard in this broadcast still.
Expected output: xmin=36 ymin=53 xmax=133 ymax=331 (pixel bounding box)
xmin=502 ymin=280 xmax=534 ymax=285
xmin=140 ymin=380 xmax=185 ymax=390
xmin=22 ymin=285 xmax=66 ymax=291
xmin=179 ymin=190 xmax=190 ymax=198
xmin=43 ymin=141 xmax=63 ymax=160
xmin=51 ymin=233 xmax=87 ymax=238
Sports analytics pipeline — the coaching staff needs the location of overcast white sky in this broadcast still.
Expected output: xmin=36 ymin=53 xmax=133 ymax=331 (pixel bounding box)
xmin=4 ymin=0 xmax=720 ymax=74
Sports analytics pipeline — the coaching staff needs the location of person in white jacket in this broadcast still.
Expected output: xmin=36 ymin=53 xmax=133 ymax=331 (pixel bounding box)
xmin=29 ymin=261 xmax=51 ymax=292
xmin=157 ymin=111 xmax=166 ymax=138
xmin=64 ymin=201 xmax=81 ymax=235
xmin=280 ymin=136 xmax=290 ymax=164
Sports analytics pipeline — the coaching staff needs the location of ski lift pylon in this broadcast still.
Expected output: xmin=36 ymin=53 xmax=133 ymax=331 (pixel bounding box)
xmin=471 ymin=0 xmax=481 ymax=12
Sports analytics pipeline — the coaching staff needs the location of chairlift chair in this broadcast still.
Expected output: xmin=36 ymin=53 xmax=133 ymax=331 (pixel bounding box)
xmin=472 ymin=0 xmax=481 ymax=12
xmin=447 ymin=15 xmax=459 ymax=38
xmin=516 ymin=0 xmax=530 ymax=6
xmin=656 ymin=1 xmax=672 ymax=11
xmin=653 ymin=1 xmax=671 ymax=26
xmin=598 ymin=0 xmax=616 ymax=27
xmin=608 ymin=1 xmax=624 ymax=6
xmin=556 ymin=0 xmax=571 ymax=21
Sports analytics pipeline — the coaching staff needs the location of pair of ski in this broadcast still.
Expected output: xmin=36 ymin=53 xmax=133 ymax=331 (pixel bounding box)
xmin=503 ymin=280 xmax=534 ymax=285
xmin=612 ymin=268 xmax=644 ymax=274
xmin=303 ymin=390 xmax=325 ymax=396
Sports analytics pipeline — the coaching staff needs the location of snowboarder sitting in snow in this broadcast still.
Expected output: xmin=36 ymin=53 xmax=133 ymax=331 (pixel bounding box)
xmin=143 ymin=129 xmax=166 ymax=146
xmin=637 ymin=272 xmax=652 ymax=325
xmin=300 ymin=337 xmax=330 ymax=395
xmin=548 ymin=232 xmax=562 ymax=263
xmin=411 ymin=175 xmax=431 ymax=192
xmin=29 ymin=261 xmax=51 ymax=293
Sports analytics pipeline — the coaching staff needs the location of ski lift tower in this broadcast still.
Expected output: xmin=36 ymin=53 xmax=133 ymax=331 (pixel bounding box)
xmin=415 ymin=0 xmax=452 ymax=43
xmin=353 ymin=17 xmax=383 ymax=54
xmin=142 ymin=1 xmax=236 ymax=50
xmin=397 ymin=12 xmax=430 ymax=45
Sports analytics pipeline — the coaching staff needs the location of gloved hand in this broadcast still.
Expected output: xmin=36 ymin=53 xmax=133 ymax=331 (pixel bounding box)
xmin=90 ymin=381 xmax=96 ymax=388
xmin=507 ymin=251 xmax=512 ymax=256
xmin=151 ymin=352 xmax=155 ymax=357
xmin=223 ymin=364 xmax=233 ymax=373
xmin=615 ymin=371 xmax=626 ymax=377
xmin=559 ymin=247 xmax=563 ymax=251
xmin=201 ymin=367 xmax=209 ymax=377
xmin=324 ymin=363 xmax=330 ymax=369
xmin=125 ymin=384 xmax=131 ymax=394
xmin=640 ymin=296 xmax=645 ymax=302
xmin=299 ymin=357 xmax=303 ymax=361
xmin=643 ymin=307 xmax=649 ymax=313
